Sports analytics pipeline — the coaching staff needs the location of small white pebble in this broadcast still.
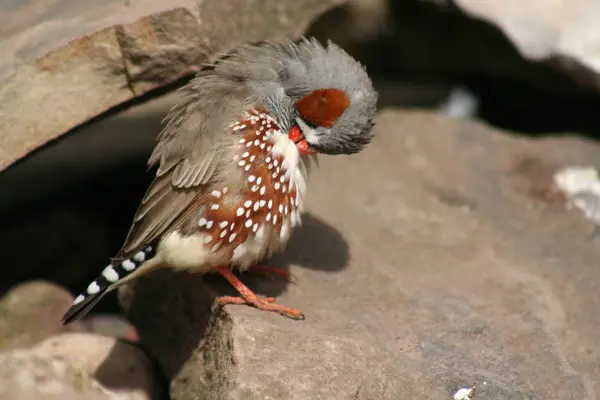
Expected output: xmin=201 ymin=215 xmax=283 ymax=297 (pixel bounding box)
xmin=453 ymin=387 xmax=475 ymax=400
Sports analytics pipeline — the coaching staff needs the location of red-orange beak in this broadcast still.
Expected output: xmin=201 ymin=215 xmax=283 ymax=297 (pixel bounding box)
xmin=288 ymin=126 xmax=317 ymax=156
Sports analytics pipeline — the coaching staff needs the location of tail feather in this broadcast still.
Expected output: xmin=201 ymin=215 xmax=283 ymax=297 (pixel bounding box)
xmin=61 ymin=245 xmax=156 ymax=325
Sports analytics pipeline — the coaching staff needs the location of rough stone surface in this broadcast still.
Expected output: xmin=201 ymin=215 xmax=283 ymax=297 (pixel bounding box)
xmin=0 ymin=281 xmax=75 ymax=350
xmin=120 ymin=109 xmax=600 ymax=399
xmin=0 ymin=333 xmax=158 ymax=400
xmin=0 ymin=0 xmax=344 ymax=171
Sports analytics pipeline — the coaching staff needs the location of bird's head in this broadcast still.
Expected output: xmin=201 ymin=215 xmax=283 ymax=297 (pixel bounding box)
xmin=219 ymin=38 xmax=378 ymax=156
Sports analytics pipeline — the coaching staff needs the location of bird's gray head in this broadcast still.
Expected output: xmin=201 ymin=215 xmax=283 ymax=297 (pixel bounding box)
xmin=216 ymin=38 xmax=378 ymax=156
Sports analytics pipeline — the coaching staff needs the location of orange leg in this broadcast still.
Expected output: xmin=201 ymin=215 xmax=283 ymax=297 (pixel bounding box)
xmin=214 ymin=265 xmax=305 ymax=320
xmin=245 ymin=264 xmax=295 ymax=283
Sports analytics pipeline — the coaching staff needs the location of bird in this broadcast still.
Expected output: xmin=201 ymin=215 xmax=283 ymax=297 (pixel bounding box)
xmin=61 ymin=37 xmax=378 ymax=324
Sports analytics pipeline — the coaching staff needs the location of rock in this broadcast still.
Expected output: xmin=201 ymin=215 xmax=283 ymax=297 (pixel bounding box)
xmin=120 ymin=109 xmax=600 ymax=399
xmin=452 ymin=0 xmax=600 ymax=90
xmin=75 ymin=315 xmax=140 ymax=342
xmin=0 ymin=0 xmax=344 ymax=172
xmin=0 ymin=333 xmax=159 ymax=400
xmin=0 ymin=281 xmax=74 ymax=350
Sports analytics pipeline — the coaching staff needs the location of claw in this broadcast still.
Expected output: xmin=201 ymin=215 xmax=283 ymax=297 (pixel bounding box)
xmin=215 ymin=265 xmax=304 ymax=320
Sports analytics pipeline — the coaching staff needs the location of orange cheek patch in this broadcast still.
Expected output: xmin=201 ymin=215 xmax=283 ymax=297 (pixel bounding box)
xmin=295 ymin=88 xmax=350 ymax=128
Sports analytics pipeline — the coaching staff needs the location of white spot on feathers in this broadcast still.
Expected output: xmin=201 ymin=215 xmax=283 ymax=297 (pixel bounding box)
xmin=102 ymin=266 xmax=119 ymax=283
xmin=122 ymin=260 xmax=135 ymax=271
xmin=132 ymin=251 xmax=145 ymax=263
xmin=87 ymin=281 xmax=100 ymax=295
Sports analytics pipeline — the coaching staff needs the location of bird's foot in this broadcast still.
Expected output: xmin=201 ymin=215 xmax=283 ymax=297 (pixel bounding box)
xmin=215 ymin=265 xmax=305 ymax=320
xmin=245 ymin=264 xmax=296 ymax=283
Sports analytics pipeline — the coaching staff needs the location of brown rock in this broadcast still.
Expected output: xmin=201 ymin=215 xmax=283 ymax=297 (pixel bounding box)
xmin=120 ymin=109 xmax=600 ymax=399
xmin=0 ymin=0 xmax=344 ymax=172
xmin=0 ymin=281 xmax=74 ymax=350
xmin=0 ymin=332 xmax=159 ymax=400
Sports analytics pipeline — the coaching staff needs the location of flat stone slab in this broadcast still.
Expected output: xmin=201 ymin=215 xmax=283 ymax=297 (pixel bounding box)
xmin=0 ymin=0 xmax=343 ymax=171
xmin=120 ymin=109 xmax=600 ymax=399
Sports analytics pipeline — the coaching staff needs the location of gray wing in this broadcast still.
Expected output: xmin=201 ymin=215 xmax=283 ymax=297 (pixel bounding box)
xmin=113 ymin=74 xmax=250 ymax=261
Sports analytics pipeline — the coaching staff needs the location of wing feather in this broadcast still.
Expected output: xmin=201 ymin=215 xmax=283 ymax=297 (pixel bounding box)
xmin=112 ymin=60 xmax=260 ymax=262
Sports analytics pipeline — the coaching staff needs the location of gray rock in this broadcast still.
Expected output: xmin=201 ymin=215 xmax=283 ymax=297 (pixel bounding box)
xmin=0 ymin=333 xmax=159 ymax=400
xmin=0 ymin=0 xmax=344 ymax=171
xmin=119 ymin=109 xmax=600 ymax=399
xmin=0 ymin=281 xmax=75 ymax=350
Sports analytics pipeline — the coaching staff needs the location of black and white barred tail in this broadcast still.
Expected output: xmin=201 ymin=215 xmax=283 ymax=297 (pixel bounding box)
xmin=61 ymin=245 xmax=156 ymax=324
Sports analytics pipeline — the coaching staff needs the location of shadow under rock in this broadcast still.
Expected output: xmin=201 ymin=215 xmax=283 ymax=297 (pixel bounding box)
xmin=113 ymin=212 xmax=349 ymax=383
